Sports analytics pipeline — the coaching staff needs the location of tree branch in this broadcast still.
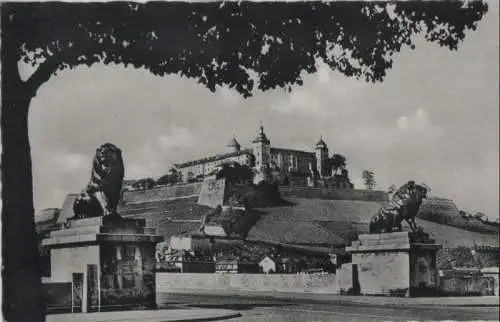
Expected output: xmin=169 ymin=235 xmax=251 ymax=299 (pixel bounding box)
xmin=24 ymin=55 xmax=61 ymax=97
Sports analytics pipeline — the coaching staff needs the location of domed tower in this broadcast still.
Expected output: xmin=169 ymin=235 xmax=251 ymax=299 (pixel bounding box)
xmin=315 ymin=135 xmax=329 ymax=178
xmin=252 ymin=123 xmax=271 ymax=183
xmin=227 ymin=135 xmax=241 ymax=153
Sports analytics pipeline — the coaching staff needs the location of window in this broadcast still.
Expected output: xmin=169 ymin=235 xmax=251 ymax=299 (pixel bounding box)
xmin=124 ymin=245 xmax=136 ymax=260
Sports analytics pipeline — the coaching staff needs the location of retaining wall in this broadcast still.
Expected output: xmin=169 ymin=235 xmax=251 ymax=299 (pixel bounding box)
xmin=278 ymin=187 xmax=388 ymax=202
xmin=439 ymin=275 xmax=496 ymax=296
xmin=156 ymin=272 xmax=338 ymax=295
xmin=123 ymin=183 xmax=387 ymax=205
xmin=122 ymin=183 xmax=203 ymax=204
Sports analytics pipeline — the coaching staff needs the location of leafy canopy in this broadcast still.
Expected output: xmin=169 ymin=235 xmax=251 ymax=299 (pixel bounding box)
xmin=3 ymin=1 xmax=488 ymax=98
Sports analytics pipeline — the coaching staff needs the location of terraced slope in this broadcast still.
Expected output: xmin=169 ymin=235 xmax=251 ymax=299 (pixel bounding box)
xmin=118 ymin=197 xmax=210 ymax=236
xmin=247 ymin=198 xmax=498 ymax=248
xmin=117 ymin=196 xmax=498 ymax=248
xmin=247 ymin=198 xmax=384 ymax=246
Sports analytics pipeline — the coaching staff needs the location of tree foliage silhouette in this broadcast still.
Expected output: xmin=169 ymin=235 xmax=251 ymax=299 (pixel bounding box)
xmin=0 ymin=1 xmax=489 ymax=321
xmin=329 ymin=153 xmax=347 ymax=175
xmin=362 ymin=170 xmax=376 ymax=190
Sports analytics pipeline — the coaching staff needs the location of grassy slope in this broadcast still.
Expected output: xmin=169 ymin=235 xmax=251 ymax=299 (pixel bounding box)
xmin=248 ymin=198 xmax=499 ymax=248
xmin=119 ymin=196 xmax=499 ymax=249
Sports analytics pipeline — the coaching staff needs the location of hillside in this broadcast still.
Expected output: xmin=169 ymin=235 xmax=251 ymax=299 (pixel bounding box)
xmin=418 ymin=197 xmax=498 ymax=234
xmin=119 ymin=197 xmax=210 ymax=236
xmin=118 ymin=196 xmax=499 ymax=249
xmin=246 ymin=198 xmax=499 ymax=248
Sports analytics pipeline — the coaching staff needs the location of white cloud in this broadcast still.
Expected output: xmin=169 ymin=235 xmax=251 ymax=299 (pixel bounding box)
xmin=271 ymin=60 xmax=367 ymax=117
xmin=216 ymin=86 xmax=242 ymax=108
xmin=396 ymin=108 xmax=444 ymax=139
xmin=124 ymin=125 xmax=196 ymax=179
xmin=49 ymin=151 xmax=90 ymax=174
xmin=156 ymin=126 xmax=194 ymax=151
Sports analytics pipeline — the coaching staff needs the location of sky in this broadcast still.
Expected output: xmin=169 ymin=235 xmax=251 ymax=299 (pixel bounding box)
xmin=20 ymin=1 xmax=498 ymax=220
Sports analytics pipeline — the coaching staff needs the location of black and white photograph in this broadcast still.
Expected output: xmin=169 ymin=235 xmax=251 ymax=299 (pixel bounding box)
xmin=1 ymin=1 xmax=499 ymax=321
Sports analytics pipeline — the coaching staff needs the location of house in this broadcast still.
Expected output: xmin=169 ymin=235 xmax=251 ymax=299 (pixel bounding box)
xmin=259 ymin=256 xmax=276 ymax=274
xmin=259 ymin=255 xmax=303 ymax=274
xmin=215 ymin=255 xmax=259 ymax=274
xmin=156 ymin=249 xmax=215 ymax=273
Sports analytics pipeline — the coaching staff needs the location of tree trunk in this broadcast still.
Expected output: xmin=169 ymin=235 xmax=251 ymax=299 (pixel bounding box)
xmin=2 ymin=63 xmax=44 ymax=321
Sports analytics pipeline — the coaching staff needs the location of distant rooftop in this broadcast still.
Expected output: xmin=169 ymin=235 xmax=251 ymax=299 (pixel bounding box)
xmin=174 ymin=149 xmax=252 ymax=169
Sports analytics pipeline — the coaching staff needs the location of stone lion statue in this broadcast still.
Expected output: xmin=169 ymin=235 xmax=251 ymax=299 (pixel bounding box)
xmin=72 ymin=143 xmax=125 ymax=219
xmin=369 ymin=181 xmax=429 ymax=234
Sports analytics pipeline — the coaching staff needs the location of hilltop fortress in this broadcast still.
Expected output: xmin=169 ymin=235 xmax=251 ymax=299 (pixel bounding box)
xmin=172 ymin=123 xmax=353 ymax=187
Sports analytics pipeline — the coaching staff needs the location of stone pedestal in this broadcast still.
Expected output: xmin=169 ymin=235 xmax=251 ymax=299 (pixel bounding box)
xmin=42 ymin=216 xmax=163 ymax=312
xmin=346 ymin=231 xmax=442 ymax=297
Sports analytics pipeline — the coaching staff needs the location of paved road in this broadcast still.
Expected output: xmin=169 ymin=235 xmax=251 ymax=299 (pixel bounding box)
xmin=161 ymin=294 xmax=499 ymax=322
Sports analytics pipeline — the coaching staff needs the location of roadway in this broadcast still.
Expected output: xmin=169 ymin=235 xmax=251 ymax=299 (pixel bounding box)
xmin=160 ymin=293 xmax=500 ymax=322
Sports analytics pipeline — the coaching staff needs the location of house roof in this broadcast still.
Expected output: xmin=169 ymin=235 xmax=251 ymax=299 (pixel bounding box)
xmin=227 ymin=137 xmax=241 ymax=148
xmin=316 ymin=136 xmax=327 ymax=149
xmin=174 ymin=149 xmax=253 ymax=169
xmin=252 ymin=125 xmax=270 ymax=144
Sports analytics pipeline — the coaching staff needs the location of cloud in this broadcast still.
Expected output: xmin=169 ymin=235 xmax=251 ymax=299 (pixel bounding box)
xmin=124 ymin=125 xmax=196 ymax=179
xmin=271 ymin=60 xmax=368 ymax=117
xmin=156 ymin=126 xmax=195 ymax=151
xmin=342 ymin=108 xmax=444 ymax=154
xmin=50 ymin=152 xmax=90 ymax=174
xmin=397 ymin=108 xmax=444 ymax=139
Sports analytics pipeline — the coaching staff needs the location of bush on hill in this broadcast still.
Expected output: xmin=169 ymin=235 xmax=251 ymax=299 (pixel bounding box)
xmin=226 ymin=180 xmax=290 ymax=209
xmin=205 ymin=207 xmax=262 ymax=238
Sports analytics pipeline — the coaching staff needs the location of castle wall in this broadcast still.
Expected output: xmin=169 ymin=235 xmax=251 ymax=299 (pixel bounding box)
xmin=278 ymin=186 xmax=389 ymax=202
xmin=122 ymin=183 xmax=202 ymax=204
xmin=122 ymin=182 xmax=388 ymax=205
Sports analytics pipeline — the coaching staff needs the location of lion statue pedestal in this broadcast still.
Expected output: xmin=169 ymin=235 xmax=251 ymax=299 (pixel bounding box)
xmin=41 ymin=216 xmax=163 ymax=313
xmin=345 ymin=231 xmax=442 ymax=297
xmin=41 ymin=143 xmax=164 ymax=313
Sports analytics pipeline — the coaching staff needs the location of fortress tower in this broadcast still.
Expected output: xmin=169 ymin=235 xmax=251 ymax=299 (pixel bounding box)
xmin=315 ymin=136 xmax=329 ymax=178
xmin=252 ymin=123 xmax=271 ymax=183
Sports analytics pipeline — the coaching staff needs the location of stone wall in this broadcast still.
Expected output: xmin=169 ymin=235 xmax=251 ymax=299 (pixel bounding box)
xmin=122 ymin=182 xmax=387 ymax=205
xmin=198 ymin=178 xmax=227 ymax=208
xmin=439 ymin=274 xmax=496 ymax=296
xmin=278 ymin=186 xmax=388 ymax=202
xmin=156 ymin=272 xmax=338 ymax=295
xmin=122 ymin=183 xmax=203 ymax=204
